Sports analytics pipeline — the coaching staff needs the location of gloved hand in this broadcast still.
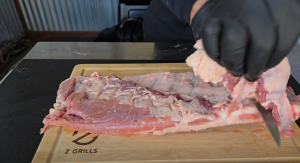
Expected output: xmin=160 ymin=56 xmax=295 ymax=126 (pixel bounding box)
xmin=191 ymin=0 xmax=300 ymax=81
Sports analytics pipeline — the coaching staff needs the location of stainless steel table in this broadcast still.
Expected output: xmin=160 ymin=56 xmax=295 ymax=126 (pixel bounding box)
xmin=24 ymin=42 xmax=195 ymax=60
xmin=24 ymin=41 xmax=300 ymax=83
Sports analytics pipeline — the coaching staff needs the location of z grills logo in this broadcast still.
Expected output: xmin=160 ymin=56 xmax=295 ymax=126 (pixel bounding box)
xmin=65 ymin=131 xmax=99 ymax=154
xmin=72 ymin=131 xmax=99 ymax=145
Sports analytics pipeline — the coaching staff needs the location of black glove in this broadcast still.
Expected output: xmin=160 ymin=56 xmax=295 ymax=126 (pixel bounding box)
xmin=191 ymin=0 xmax=300 ymax=81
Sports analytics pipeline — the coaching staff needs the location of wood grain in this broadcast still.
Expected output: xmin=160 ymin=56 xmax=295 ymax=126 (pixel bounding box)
xmin=32 ymin=63 xmax=300 ymax=163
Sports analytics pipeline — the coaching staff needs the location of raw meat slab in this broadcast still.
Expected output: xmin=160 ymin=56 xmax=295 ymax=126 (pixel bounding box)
xmin=32 ymin=63 xmax=300 ymax=163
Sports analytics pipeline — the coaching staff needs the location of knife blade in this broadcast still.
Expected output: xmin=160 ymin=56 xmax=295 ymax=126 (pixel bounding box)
xmin=249 ymin=99 xmax=281 ymax=147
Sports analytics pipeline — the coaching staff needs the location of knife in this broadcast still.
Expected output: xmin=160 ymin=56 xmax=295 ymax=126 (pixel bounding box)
xmin=249 ymin=99 xmax=281 ymax=147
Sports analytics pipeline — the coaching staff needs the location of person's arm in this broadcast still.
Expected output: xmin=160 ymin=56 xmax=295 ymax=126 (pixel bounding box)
xmin=190 ymin=0 xmax=208 ymax=24
xmin=160 ymin=0 xmax=207 ymax=24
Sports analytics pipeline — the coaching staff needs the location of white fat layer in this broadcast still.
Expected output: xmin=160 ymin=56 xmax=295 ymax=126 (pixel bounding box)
xmin=149 ymin=108 xmax=262 ymax=135
xmin=186 ymin=40 xmax=227 ymax=83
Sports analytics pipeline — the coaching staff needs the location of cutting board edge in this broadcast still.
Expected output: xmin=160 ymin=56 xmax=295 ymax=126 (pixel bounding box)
xmin=32 ymin=126 xmax=64 ymax=163
xmin=31 ymin=157 xmax=300 ymax=163
xmin=70 ymin=63 xmax=192 ymax=78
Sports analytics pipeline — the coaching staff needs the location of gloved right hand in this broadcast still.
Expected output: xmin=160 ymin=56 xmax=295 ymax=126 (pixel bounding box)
xmin=191 ymin=0 xmax=300 ymax=81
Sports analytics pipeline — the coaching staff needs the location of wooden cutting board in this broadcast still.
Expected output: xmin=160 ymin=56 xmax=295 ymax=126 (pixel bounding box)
xmin=32 ymin=63 xmax=300 ymax=163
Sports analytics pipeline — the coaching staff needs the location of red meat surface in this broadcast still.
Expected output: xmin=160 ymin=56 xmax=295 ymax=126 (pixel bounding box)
xmin=41 ymin=71 xmax=300 ymax=136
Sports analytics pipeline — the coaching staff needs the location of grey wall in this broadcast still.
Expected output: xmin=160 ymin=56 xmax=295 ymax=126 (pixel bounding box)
xmin=18 ymin=0 xmax=119 ymax=32
xmin=0 ymin=0 xmax=24 ymax=50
